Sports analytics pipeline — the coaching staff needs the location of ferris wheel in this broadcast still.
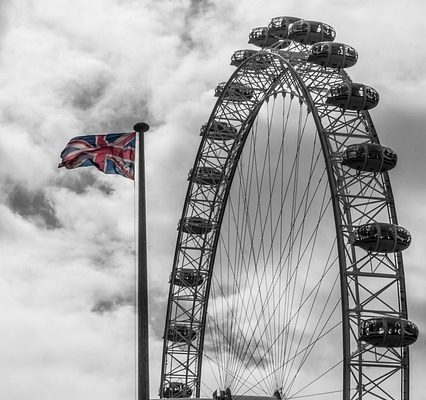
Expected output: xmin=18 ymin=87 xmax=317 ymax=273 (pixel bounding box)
xmin=159 ymin=16 xmax=419 ymax=400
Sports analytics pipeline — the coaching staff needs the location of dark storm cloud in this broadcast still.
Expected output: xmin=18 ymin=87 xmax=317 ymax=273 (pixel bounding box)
xmin=379 ymin=106 xmax=426 ymax=178
xmin=6 ymin=184 xmax=62 ymax=229
xmin=0 ymin=0 xmax=10 ymax=41
xmin=63 ymin=72 xmax=110 ymax=111
xmin=97 ymin=182 xmax=114 ymax=196
xmin=91 ymin=291 xmax=135 ymax=314
xmin=203 ymin=328 xmax=270 ymax=368
xmin=55 ymin=170 xmax=114 ymax=195
xmin=180 ymin=0 xmax=215 ymax=49
xmin=96 ymin=99 xmax=152 ymax=135
xmin=188 ymin=0 xmax=214 ymax=18
xmin=89 ymin=244 xmax=131 ymax=271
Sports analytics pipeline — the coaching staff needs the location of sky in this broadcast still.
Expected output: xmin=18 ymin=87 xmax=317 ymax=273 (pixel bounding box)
xmin=0 ymin=0 xmax=425 ymax=399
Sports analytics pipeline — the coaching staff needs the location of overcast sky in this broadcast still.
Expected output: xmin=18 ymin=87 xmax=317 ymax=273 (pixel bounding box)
xmin=0 ymin=0 xmax=425 ymax=399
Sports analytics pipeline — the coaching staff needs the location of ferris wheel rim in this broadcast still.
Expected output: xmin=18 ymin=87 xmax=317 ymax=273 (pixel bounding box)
xmin=159 ymin=44 xmax=412 ymax=400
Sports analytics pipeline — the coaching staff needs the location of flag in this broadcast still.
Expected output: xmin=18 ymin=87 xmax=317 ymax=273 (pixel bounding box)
xmin=58 ymin=132 xmax=136 ymax=179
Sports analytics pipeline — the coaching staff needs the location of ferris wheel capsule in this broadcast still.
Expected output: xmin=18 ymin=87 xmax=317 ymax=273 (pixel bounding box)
xmin=308 ymin=42 xmax=358 ymax=68
xmin=326 ymin=83 xmax=379 ymax=111
xmin=268 ymin=16 xmax=301 ymax=39
xmin=180 ymin=216 xmax=215 ymax=235
xmin=215 ymin=81 xmax=254 ymax=102
xmin=231 ymin=49 xmax=272 ymax=70
xmin=161 ymin=382 xmax=193 ymax=398
xmin=248 ymin=27 xmax=281 ymax=48
xmin=200 ymin=120 xmax=238 ymax=141
xmin=351 ymin=222 xmax=411 ymax=253
xmin=341 ymin=143 xmax=398 ymax=172
xmin=288 ymin=19 xmax=336 ymax=44
xmin=172 ymin=268 xmax=204 ymax=287
xmin=213 ymin=388 xmax=232 ymax=400
xmin=231 ymin=49 xmax=258 ymax=66
xmin=190 ymin=166 xmax=223 ymax=186
xmin=167 ymin=325 xmax=197 ymax=343
xmin=359 ymin=317 xmax=419 ymax=347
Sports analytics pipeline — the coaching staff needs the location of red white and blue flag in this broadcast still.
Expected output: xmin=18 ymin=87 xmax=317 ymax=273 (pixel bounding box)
xmin=58 ymin=132 xmax=136 ymax=180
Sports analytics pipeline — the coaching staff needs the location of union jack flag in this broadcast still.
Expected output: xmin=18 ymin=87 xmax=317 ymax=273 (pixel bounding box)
xmin=58 ymin=132 xmax=136 ymax=180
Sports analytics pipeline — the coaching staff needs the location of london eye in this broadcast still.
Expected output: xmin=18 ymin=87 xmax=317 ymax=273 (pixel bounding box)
xmin=159 ymin=16 xmax=418 ymax=400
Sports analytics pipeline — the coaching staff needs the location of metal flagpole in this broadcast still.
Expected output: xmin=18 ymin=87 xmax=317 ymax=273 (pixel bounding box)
xmin=133 ymin=122 xmax=150 ymax=400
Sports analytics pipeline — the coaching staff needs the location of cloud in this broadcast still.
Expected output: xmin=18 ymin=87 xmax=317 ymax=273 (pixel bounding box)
xmin=0 ymin=0 xmax=425 ymax=398
xmin=91 ymin=292 xmax=134 ymax=314
xmin=0 ymin=293 xmax=136 ymax=400
xmin=58 ymin=60 xmax=113 ymax=111
xmin=54 ymin=169 xmax=115 ymax=195
xmin=5 ymin=183 xmax=62 ymax=229
xmin=0 ymin=0 xmax=10 ymax=41
xmin=179 ymin=0 xmax=215 ymax=49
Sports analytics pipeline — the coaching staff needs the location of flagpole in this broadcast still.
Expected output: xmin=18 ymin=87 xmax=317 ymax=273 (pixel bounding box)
xmin=133 ymin=122 xmax=150 ymax=400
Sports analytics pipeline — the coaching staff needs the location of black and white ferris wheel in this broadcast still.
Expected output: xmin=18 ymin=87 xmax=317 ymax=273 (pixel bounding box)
xmin=159 ymin=16 xmax=419 ymax=400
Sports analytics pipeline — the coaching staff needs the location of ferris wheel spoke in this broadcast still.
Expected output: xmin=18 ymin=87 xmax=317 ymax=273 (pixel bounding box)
xmin=213 ymin=165 xmax=336 ymax=390
xmin=283 ymin=295 xmax=341 ymax=395
xmin=224 ymin=212 xmax=338 ymax=393
xmin=278 ymin=230 xmax=339 ymax=385
xmin=287 ymin=359 xmax=344 ymax=399
xmin=238 ymin=319 xmax=341 ymax=397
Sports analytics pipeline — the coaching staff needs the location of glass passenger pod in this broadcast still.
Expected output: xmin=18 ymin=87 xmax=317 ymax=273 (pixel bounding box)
xmin=161 ymin=382 xmax=193 ymax=398
xmin=248 ymin=27 xmax=281 ymax=48
xmin=308 ymin=42 xmax=358 ymax=69
xmin=288 ymin=20 xmax=336 ymax=44
xmin=352 ymin=222 xmax=411 ymax=253
xmin=359 ymin=317 xmax=419 ymax=347
xmin=180 ymin=216 xmax=215 ymax=235
xmin=189 ymin=166 xmax=222 ymax=186
xmin=167 ymin=325 xmax=197 ymax=343
xmin=341 ymin=143 xmax=398 ymax=172
xmin=213 ymin=388 xmax=232 ymax=400
xmin=172 ymin=268 xmax=204 ymax=287
xmin=268 ymin=16 xmax=301 ymax=39
xmin=215 ymin=81 xmax=254 ymax=102
xmin=231 ymin=49 xmax=272 ymax=70
xmin=200 ymin=120 xmax=238 ymax=141
xmin=326 ymin=83 xmax=379 ymax=111
xmin=231 ymin=49 xmax=258 ymax=67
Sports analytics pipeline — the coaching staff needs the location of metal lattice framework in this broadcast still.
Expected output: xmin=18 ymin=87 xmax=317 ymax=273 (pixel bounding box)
xmin=160 ymin=36 xmax=411 ymax=400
